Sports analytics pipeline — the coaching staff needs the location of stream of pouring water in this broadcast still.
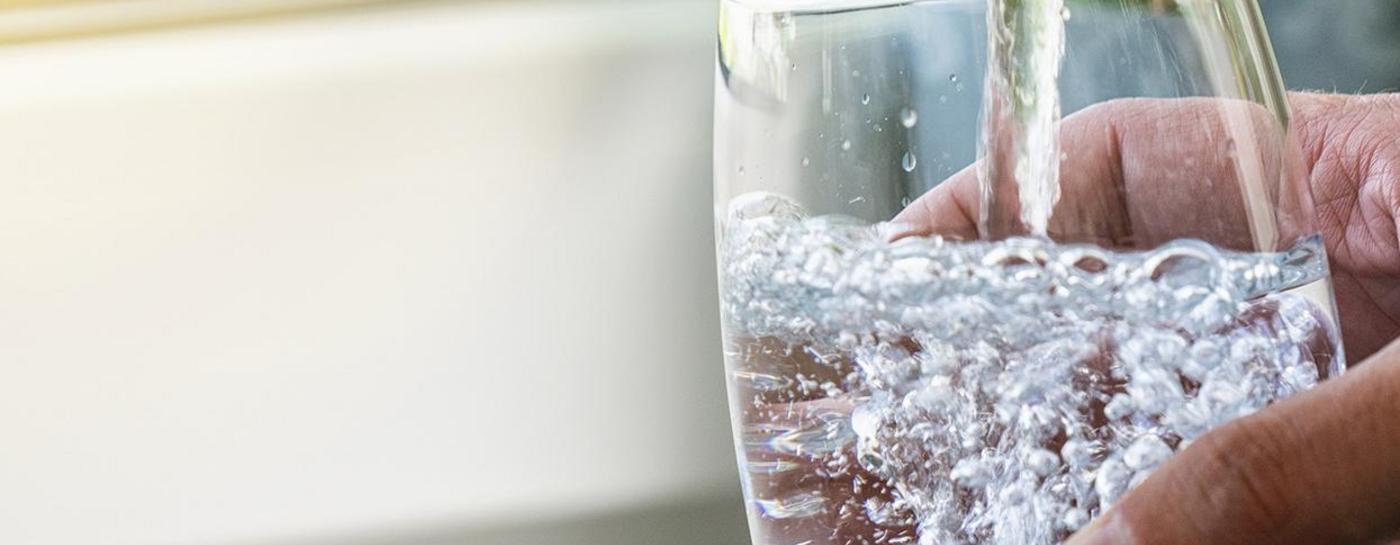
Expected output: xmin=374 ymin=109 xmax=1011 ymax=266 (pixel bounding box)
xmin=982 ymin=0 xmax=1067 ymax=237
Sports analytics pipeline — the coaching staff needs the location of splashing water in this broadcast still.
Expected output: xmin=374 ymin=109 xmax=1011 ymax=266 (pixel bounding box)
xmin=721 ymin=193 xmax=1342 ymax=545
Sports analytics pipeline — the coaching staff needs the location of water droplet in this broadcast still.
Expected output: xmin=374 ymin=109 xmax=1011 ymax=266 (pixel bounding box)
xmin=873 ymin=125 xmax=883 ymax=133
xmin=852 ymin=69 xmax=861 ymax=77
xmin=841 ymin=140 xmax=852 ymax=151
xmin=900 ymin=108 xmax=919 ymax=128
xmin=738 ymin=165 xmax=746 ymax=176
xmin=861 ymin=94 xmax=871 ymax=105
xmin=801 ymin=157 xmax=810 ymax=167
xmin=1061 ymin=6 xmax=1072 ymax=21
xmin=790 ymin=63 xmax=798 ymax=71
xmin=939 ymin=95 xmax=948 ymax=104
xmin=949 ymin=73 xmax=959 ymax=83
xmin=902 ymin=152 xmax=918 ymax=172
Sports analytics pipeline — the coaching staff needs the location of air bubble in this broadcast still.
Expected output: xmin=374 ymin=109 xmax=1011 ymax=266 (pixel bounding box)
xmin=951 ymin=459 xmax=991 ymax=488
xmin=1124 ymin=435 xmax=1172 ymax=471
xmin=721 ymin=194 xmax=1335 ymax=544
xmin=1024 ymin=449 xmax=1060 ymax=477
xmin=1061 ymin=508 xmax=1089 ymax=531
xmin=900 ymin=108 xmax=919 ymax=128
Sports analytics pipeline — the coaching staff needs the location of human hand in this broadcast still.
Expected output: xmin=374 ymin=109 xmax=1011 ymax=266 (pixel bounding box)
xmin=899 ymin=92 xmax=1400 ymax=362
xmin=900 ymin=92 xmax=1400 ymax=544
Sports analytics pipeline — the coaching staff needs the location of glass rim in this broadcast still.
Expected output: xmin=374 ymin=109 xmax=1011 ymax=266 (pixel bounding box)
xmin=721 ymin=0 xmax=919 ymax=13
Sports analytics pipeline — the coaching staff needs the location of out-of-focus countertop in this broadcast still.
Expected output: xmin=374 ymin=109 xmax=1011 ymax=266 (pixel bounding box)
xmin=0 ymin=1 xmax=746 ymax=544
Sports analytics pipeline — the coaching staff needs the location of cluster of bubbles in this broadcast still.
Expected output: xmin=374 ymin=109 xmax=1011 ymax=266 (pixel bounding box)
xmin=722 ymin=193 xmax=1341 ymax=545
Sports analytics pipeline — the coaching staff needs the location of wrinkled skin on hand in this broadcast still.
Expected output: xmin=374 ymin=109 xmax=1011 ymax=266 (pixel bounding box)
xmin=899 ymin=93 xmax=1400 ymax=361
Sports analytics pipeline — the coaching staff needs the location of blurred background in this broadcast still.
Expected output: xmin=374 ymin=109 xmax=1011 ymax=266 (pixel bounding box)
xmin=0 ymin=1 xmax=1393 ymax=545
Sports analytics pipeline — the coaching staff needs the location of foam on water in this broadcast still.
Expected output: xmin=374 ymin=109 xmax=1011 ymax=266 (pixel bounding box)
xmin=722 ymin=193 xmax=1341 ymax=545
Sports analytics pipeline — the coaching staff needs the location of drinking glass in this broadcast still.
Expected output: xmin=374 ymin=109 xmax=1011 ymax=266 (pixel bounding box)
xmin=714 ymin=1 xmax=1345 ymax=544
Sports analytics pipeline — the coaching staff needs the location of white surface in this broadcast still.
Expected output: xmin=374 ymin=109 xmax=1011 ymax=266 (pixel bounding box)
xmin=0 ymin=2 xmax=733 ymax=544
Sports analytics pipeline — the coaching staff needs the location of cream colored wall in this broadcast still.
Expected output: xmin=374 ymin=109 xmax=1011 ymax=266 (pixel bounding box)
xmin=0 ymin=2 xmax=739 ymax=544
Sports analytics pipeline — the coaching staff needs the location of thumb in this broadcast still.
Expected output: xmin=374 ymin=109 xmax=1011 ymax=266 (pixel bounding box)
xmin=1068 ymin=341 xmax=1400 ymax=545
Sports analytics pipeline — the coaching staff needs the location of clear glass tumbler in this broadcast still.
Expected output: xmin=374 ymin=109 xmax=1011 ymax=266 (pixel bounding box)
xmin=714 ymin=1 xmax=1345 ymax=544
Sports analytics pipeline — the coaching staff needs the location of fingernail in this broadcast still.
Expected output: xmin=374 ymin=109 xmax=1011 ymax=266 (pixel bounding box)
xmin=1065 ymin=512 xmax=1132 ymax=545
